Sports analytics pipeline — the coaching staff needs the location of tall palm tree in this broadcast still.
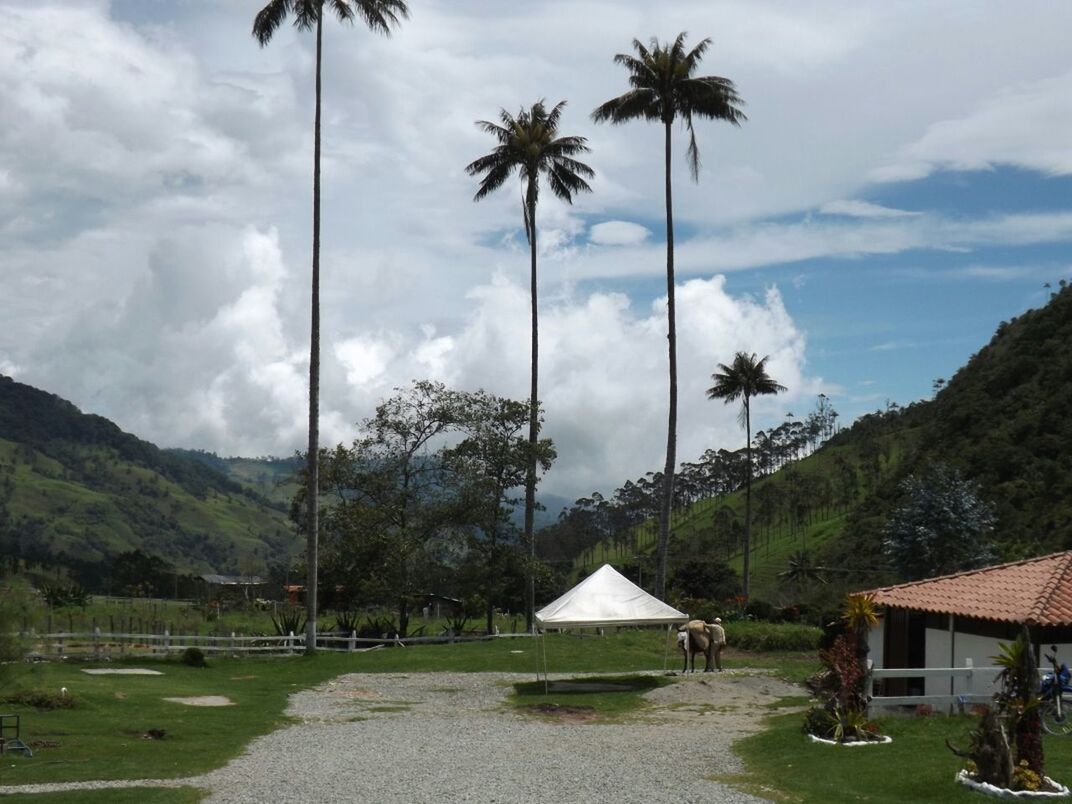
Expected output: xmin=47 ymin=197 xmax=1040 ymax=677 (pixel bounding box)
xmin=466 ymin=100 xmax=593 ymax=630
xmin=592 ymin=33 xmax=745 ymax=600
xmin=253 ymin=0 xmax=408 ymax=653
xmin=707 ymin=352 xmax=785 ymax=599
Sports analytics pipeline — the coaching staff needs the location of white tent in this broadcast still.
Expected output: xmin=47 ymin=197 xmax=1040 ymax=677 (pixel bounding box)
xmin=533 ymin=565 xmax=688 ymax=685
xmin=535 ymin=564 xmax=688 ymax=628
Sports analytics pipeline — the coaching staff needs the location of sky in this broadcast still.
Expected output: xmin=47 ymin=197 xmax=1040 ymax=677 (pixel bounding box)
xmin=1 ymin=1 xmax=1071 ymax=501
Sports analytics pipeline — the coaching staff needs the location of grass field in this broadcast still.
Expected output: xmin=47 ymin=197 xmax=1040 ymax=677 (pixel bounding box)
xmin=731 ymin=709 xmax=1072 ymax=803
xmin=5 ymin=632 xmax=1063 ymax=804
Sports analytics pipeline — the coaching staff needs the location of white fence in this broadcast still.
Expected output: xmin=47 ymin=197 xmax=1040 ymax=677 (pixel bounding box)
xmin=19 ymin=629 xmax=534 ymax=659
xmin=866 ymin=660 xmax=1002 ymax=713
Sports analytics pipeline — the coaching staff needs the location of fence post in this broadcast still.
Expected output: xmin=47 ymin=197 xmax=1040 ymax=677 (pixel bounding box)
xmin=964 ymin=658 xmax=974 ymax=713
xmin=865 ymin=659 xmax=875 ymax=717
xmin=349 ymin=631 xmax=356 ymax=653
xmin=164 ymin=628 xmax=171 ymax=654
xmin=93 ymin=626 xmax=101 ymax=661
xmin=230 ymin=632 xmax=236 ymax=659
xmin=288 ymin=630 xmax=295 ymax=655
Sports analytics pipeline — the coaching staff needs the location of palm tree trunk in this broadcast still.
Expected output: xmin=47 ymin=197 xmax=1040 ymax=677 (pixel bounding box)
xmin=656 ymin=119 xmax=677 ymax=601
xmin=304 ymin=10 xmax=323 ymax=655
xmin=524 ymin=183 xmax=538 ymax=632
xmin=743 ymin=398 xmax=752 ymax=600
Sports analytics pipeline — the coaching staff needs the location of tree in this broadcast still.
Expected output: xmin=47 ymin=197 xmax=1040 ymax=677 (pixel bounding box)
xmin=593 ymin=33 xmax=745 ymax=600
xmin=466 ymin=100 xmax=593 ymax=630
xmin=253 ymin=0 xmax=409 ymax=652
xmin=882 ymin=463 xmax=995 ymax=581
xmin=445 ymin=391 xmax=555 ymax=634
xmin=318 ymin=381 xmax=466 ymax=635
xmin=706 ymin=352 xmax=785 ymax=599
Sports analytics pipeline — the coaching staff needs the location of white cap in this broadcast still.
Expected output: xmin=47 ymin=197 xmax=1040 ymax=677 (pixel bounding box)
xmin=714 ymin=617 xmax=722 ymax=623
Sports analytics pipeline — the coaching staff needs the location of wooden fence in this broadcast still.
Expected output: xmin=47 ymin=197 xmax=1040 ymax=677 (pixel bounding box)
xmin=18 ymin=629 xmax=534 ymax=660
xmin=866 ymin=660 xmax=1003 ymax=713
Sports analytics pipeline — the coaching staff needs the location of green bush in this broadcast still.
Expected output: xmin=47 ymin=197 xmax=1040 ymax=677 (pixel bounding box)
xmin=726 ymin=620 xmax=821 ymax=652
xmin=4 ymin=688 xmax=77 ymax=710
xmin=181 ymin=646 xmax=208 ymax=668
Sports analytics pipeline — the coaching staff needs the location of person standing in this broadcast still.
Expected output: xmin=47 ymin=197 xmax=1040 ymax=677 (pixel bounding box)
xmin=709 ymin=618 xmax=727 ymax=672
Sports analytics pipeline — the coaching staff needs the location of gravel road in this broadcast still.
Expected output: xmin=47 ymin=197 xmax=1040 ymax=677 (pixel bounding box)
xmin=0 ymin=669 xmax=802 ymax=803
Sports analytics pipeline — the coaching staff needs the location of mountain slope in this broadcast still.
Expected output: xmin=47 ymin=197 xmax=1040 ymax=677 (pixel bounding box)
xmin=0 ymin=375 xmax=296 ymax=582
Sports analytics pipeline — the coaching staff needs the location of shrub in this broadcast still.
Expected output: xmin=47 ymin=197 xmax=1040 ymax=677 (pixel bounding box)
xmin=728 ymin=620 xmax=821 ymax=652
xmin=4 ymin=688 xmax=77 ymax=710
xmin=181 ymin=646 xmax=208 ymax=668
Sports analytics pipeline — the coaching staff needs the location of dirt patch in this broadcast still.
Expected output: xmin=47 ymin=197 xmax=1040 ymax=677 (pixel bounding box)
xmin=162 ymin=695 xmax=234 ymax=707
xmin=82 ymin=668 xmax=163 ymax=676
xmin=526 ymin=703 xmax=600 ymax=723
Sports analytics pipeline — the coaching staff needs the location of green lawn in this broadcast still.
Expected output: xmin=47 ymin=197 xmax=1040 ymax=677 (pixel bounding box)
xmin=731 ymin=710 xmax=1072 ymax=803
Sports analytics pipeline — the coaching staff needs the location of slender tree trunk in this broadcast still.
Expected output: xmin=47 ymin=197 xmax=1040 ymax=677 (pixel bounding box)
xmin=743 ymin=399 xmax=752 ymax=600
xmin=655 ymin=119 xmax=677 ymax=601
xmin=304 ymin=11 xmax=323 ymax=655
xmin=524 ymin=183 xmax=538 ymax=632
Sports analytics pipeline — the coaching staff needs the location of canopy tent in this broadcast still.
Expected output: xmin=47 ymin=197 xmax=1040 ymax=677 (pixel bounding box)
xmin=535 ymin=564 xmax=688 ymax=628
xmin=533 ymin=564 xmax=688 ymax=686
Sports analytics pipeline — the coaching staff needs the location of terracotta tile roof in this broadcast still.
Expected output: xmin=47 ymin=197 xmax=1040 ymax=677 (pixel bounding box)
xmin=859 ymin=551 xmax=1072 ymax=626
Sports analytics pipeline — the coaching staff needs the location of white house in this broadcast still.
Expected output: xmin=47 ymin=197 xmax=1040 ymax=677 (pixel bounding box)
xmin=863 ymin=551 xmax=1072 ymax=698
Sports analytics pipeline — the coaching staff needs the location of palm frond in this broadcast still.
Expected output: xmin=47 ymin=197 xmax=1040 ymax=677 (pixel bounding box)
xmin=327 ymin=0 xmax=355 ymax=24
xmin=352 ymin=0 xmax=409 ymax=35
xmin=252 ymin=0 xmax=293 ymax=45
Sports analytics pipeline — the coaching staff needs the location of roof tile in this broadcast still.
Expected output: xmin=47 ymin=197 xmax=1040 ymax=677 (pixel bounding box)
xmin=860 ymin=551 xmax=1072 ymax=625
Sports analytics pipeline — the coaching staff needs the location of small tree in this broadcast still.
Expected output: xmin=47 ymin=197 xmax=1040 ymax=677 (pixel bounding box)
xmin=882 ymin=463 xmax=995 ymax=581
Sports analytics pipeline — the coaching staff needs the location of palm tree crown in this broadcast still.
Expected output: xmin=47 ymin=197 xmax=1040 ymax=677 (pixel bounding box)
xmin=592 ymin=33 xmax=746 ymax=179
xmin=466 ymin=100 xmax=594 ymax=231
xmin=707 ymin=352 xmax=786 ymax=420
xmin=254 ymin=0 xmax=407 ymax=45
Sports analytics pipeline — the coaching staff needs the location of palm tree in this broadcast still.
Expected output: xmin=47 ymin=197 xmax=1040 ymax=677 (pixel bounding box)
xmin=707 ymin=352 xmax=785 ymax=599
xmin=592 ymin=33 xmax=745 ymax=600
xmin=253 ymin=0 xmax=409 ymax=653
xmin=466 ymin=100 xmax=593 ymax=631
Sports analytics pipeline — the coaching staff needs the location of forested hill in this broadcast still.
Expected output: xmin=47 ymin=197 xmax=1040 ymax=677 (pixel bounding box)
xmin=0 ymin=376 xmax=262 ymax=503
xmin=811 ymin=282 xmax=1072 ymax=578
xmin=900 ymin=282 xmax=1072 ymax=554
xmin=0 ymin=375 xmax=295 ymax=585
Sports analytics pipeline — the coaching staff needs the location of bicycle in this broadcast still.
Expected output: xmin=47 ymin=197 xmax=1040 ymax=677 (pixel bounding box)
xmin=1040 ymin=644 xmax=1072 ymax=736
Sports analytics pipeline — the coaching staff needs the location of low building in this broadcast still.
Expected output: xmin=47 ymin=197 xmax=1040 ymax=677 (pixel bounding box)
xmin=863 ymin=551 xmax=1072 ymax=697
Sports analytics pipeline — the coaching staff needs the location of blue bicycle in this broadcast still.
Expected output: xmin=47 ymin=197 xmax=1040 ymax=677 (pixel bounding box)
xmin=1040 ymin=645 xmax=1072 ymax=736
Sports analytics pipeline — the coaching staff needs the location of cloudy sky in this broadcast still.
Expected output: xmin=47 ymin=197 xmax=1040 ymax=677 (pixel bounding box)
xmin=2 ymin=1 xmax=1071 ymax=500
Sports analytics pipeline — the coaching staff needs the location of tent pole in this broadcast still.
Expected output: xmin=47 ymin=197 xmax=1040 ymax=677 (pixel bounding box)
xmin=541 ymin=628 xmax=550 ymax=695
xmin=664 ymin=624 xmax=673 ymax=672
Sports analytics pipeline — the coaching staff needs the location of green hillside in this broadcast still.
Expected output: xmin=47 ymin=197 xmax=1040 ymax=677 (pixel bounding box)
xmin=0 ymin=376 xmax=297 ymax=584
xmin=552 ymin=284 xmax=1072 ymax=607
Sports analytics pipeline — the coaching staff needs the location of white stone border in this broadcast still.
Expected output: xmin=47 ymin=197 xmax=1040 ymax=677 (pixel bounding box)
xmin=955 ymin=770 xmax=1070 ymax=799
xmin=807 ymin=733 xmax=892 ymax=746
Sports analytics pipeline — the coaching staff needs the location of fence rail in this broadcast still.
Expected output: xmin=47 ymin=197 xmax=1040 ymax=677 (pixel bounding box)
xmin=866 ymin=660 xmax=1002 ymax=713
xmin=14 ymin=629 xmax=534 ymax=659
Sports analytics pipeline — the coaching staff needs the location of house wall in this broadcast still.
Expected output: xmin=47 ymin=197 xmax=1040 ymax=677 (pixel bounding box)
xmin=873 ymin=611 xmax=1072 ymax=695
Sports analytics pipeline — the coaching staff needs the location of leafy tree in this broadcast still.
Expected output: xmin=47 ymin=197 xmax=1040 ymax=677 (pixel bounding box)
xmin=882 ymin=463 xmax=995 ymax=581
xmin=466 ymin=100 xmax=593 ymax=630
xmin=253 ymin=0 xmax=409 ymax=652
xmin=318 ymin=381 xmax=465 ymax=635
xmin=668 ymin=559 xmax=740 ymax=601
xmin=707 ymin=352 xmax=785 ymax=598
xmin=593 ymin=34 xmax=745 ymax=600
xmin=445 ymin=391 xmax=555 ymax=633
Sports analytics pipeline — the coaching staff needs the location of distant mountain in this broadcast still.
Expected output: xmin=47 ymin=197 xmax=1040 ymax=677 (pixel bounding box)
xmin=0 ymin=375 xmax=296 ymax=585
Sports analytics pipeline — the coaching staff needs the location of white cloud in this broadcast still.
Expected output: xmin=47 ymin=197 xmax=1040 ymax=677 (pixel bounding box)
xmin=872 ymin=72 xmax=1072 ymax=182
xmin=589 ymin=220 xmax=651 ymax=246
xmin=819 ymin=199 xmax=920 ymax=219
